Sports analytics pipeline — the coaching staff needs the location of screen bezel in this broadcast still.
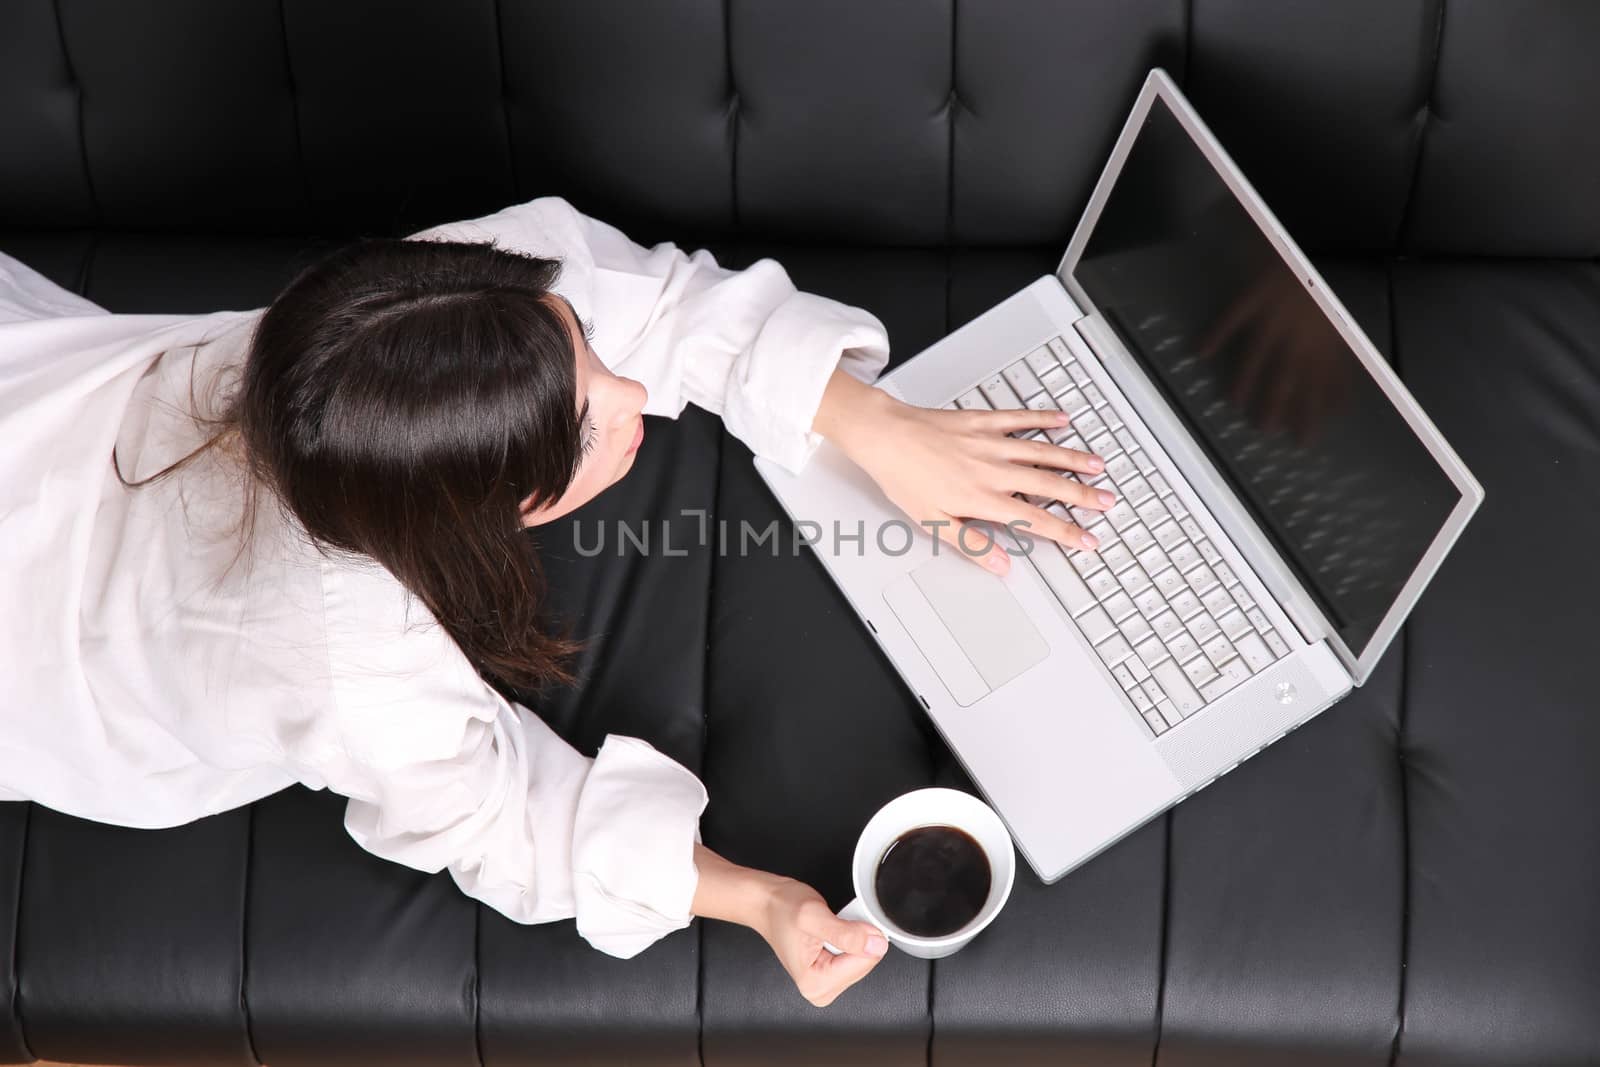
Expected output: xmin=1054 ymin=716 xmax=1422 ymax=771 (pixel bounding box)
xmin=1056 ymin=68 xmax=1484 ymax=684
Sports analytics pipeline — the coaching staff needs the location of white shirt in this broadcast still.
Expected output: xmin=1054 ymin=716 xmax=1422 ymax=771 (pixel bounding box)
xmin=0 ymin=197 xmax=890 ymax=958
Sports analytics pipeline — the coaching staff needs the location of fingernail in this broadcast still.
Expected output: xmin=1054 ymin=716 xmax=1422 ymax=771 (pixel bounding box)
xmin=984 ymin=551 xmax=1007 ymax=574
xmin=1055 ymin=412 xmax=1071 ymax=424
xmin=1081 ymin=531 xmax=1100 ymax=550
xmin=1097 ymin=490 xmax=1116 ymax=507
xmin=866 ymin=934 xmax=889 ymax=958
xmin=1089 ymin=456 xmax=1105 ymax=473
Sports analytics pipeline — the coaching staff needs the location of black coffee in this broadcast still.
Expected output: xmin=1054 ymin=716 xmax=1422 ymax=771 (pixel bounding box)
xmin=873 ymin=825 xmax=991 ymax=938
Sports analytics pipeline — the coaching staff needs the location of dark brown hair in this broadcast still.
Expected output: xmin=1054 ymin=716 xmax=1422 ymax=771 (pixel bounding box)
xmin=118 ymin=237 xmax=587 ymax=689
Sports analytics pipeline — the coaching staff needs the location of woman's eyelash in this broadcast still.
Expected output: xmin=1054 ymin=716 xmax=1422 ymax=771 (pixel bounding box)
xmin=581 ymin=317 xmax=597 ymax=344
xmin=580 ymin=418 xmax=598 ymax=457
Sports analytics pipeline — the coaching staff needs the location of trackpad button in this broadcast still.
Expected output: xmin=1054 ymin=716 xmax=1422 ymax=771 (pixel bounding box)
xmin=882 ymin=553 xmax=1050 ymax=706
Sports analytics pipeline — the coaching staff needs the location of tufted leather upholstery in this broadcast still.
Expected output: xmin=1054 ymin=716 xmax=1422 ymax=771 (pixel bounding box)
xmin=2 ymin=2 xmax=1597 ymax=1065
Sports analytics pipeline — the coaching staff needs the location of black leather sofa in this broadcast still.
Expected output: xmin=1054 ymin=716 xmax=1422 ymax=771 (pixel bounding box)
xmin=3 ymin=2 xmax=1597 ymax=1065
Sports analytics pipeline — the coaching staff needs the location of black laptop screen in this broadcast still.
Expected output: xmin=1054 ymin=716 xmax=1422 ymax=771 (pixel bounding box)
xmin=1072 ymin=95 xmax=1461 ymax=660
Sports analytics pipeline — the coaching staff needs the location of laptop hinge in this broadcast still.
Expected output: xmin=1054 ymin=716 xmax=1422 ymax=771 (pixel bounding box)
xmin=1071 ymin=311 xmax=1344 ymax=662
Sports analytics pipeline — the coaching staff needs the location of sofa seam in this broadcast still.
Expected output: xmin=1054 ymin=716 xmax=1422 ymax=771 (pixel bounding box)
xmin=52 ymin=0 xmax=101 ymax=228
xmin=1385 ymin=262 xmax=1412 ymax=1067
xmin=696 ymin=421 xmax=724 ymax=1066
xmin=724 ymin=0 xmax=740 ymax=234
xmin=8 ymin=804 xmax=35 ymax=1063
xmin=275 ymin=0 xmax=315 ymax=229
xmin=1149 ymin=813 xmax=1172 ymax=1067
xmin=239 ymin=804 xmax=262 ymax=1065
xmin=493 ymin=0 xmax=521 ymax=201
xmin=1396 ymin=0 xmax=1447 ymax=252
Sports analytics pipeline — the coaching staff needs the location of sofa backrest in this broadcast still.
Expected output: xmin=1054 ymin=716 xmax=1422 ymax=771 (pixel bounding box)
xmin=3 ymin=0 xmax=1596 ymax=257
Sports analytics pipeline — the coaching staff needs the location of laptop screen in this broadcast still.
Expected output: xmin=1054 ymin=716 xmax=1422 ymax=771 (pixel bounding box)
xmin=1072 ymin=95 xmax=1462 ymax=660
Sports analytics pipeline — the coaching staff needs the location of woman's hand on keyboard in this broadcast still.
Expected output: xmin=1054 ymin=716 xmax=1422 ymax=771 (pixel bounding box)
xmin=813 ymin=369 xmax=1114 ymax=575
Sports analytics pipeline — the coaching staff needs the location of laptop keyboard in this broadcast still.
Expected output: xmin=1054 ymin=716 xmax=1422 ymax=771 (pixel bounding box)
xmin=949 ymin=337 xmax=1290 ymax=738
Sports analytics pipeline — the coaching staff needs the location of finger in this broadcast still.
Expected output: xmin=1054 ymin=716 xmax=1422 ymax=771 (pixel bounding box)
xmin=1011 ymin=468 xmax=1116 ymax=513
xmin=924 ymin=513 xmax=1011 ymax=575
xmin=804 ymin=914 xmax=889 ymax=960
xmin=987 ymin=498 xmax=1098 ymax=553
xmin=997 ymin=436 xmax=1106 ymax=477
xmin=969 ymin=407 xmax=1072 ymax=436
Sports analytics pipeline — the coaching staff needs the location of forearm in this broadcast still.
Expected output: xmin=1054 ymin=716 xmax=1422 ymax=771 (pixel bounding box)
xmin=691 ymin=843 xmax=788 ymax=930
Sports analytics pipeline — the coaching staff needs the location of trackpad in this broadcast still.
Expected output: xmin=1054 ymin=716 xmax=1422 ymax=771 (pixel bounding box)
xmin=882 ymin=554 xmax=1050 ymax=707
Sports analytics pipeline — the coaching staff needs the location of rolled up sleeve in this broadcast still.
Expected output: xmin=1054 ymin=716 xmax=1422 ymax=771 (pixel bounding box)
xmin=306 ymin=558 xmax=708 ymax=958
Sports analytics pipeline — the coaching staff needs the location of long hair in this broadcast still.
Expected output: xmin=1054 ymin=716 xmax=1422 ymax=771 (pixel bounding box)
xmin=118 ymin=238 xmax=586 ymax=689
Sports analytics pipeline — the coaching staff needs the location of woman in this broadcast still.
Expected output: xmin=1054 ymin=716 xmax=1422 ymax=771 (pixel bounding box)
xmin=0 ymin=197 xmax=1110 ymax=1007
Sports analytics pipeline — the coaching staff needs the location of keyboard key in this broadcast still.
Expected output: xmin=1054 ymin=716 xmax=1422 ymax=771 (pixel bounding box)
xmin=1098 ymin=633 xmax=1135 ymax=667
xmin=1264 ymin=630 xmax=1290 ymax=657
xmin=1200 ymin=540 xmax=1223 ymax=566
xmin=1201 ymin=585 xmax=1235 ymax=617
xmin=1136 ymin=545 xmax=1170 ymax=576
xmin=1102 ymin=591 xmax=1137 ymax=622
xmin=1024 ymin=346 xmax=1058 ymax=377
xmin=1065 ymin=360 xmax=1092 ymax=386
xmin=1187 ymin=564 xmax=1220 ymax=596
xmin=1074 ymin=411 xmax=1107 ymax=440
xmin=1183 ymin=654 xmax=1218 ymax=688
xmin=1246 ymin=608 xmax=1273 ymax=633
xmin=1135 ymin=638 xmax=1167 ymax=670
xmin=1128 ymin=656 xmax=1151 ymax=681
xmin=1131 ymin=449 xmax=1154 ymax=474
xmin=1088 ymin=569 xmax=1121 ymax=600
xmin=1100 ymin=542 xmax=1136 ymax=573
xmin=1135 ymin=495 xmax=1170 ymax=528
xmin=1150 ymin=610 xmax=1184 ymax=641
xmin=1149 ymin=472 xmax=1172 ymax=497
xmin=957 ymin=388 xmax=991 ymax=410
xmin=1151 ymin=660 xmax=1204 ymax=716
xmin=1151 ymin=567 xmax=1185 ymax=596
xmin=1140 ymin=677 xmax=1166 ymax=705
xmin=1188 ymin=614 xmax=1221 ymax=645
xmin=1115 ymin=428 xmax=1143 ymax=455
xmin=1119 ymin=612 xmax=1153 ymax=646
xmin=1087 ymin=432 xmax=1121 ymax=458
xmin=1153 ymin=519 xmax=1186 ymax=550
xmin=1235 ymin=632 xmax=1275 ymax=671
xmin=1104 ymin=501 xmax=1140 ymax=530
xmin=1168 ymin=589 xmax=1203 ymax=621
xmin=1218 ymin=609 xmax=1252 ymax=640
xmin=1134 ymin=586 xmax=1166 ymax=618
xmin=1070 ymin=550 xmax=1104 ymax=577
xmin=1179 ymin=517 xmax=1205 ymax=541
xmin=1039 ymin=365 xmax=1072 ymax=396
xmin=1213 ymin=560 xmax=1237 ymax=585
xmin=1026 ymin=392 xmax=1058 ymax=414
xmin=1201 ymin=633 xmax=1235 ymax=667
xmin=1121 ymin=524 xmax=1156 ymax=555
xmin=1003 ymin=362 xmax=1044 ymax=399
xmin=1105 ymin=454 xmax=1138 ymax=482
xmin=1120 ymin=567 xmax=1154 ymax=598
xmin=980 ymin=375 xmax=1023 ymax=409
xmin=1200 ymin=657 xmax=1251 ymax=702
xmin=1143 ymin=708 xmax=1168 ymax=734
xmin=1232 ymin=586 xmax=1257 ymax=612
xmin=1077 ymin=606 xmax=1115 ymax=644
xmin=1132 ymin=685 xmax=1153 ymax=710
xmin=1028 ymin=543 xmax=1097 ymax=616
xmin=1083 ymin=383 xmax=1107 ymax=407
xmin=1156 ymin=700 xmax=1184 ymax=729
xmin=1168 ymin=541 xmax=1201 ymax=573
xmin=1167 ymin=631 xmax=1201 ymax=664
xmin=1121 ymin=476 xmax=1154 ymax=504
xmin=1044 ymin=422 xmax=1076 ymax=445
xmin=1085 ymin=519 xmax=1116 ymax=548
xmin=1059 ymin=389 xmax=1090 ymax=417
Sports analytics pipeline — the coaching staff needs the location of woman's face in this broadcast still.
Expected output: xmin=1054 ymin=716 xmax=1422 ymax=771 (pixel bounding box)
xmin=518 ymin=295 xmax=648 ymax=527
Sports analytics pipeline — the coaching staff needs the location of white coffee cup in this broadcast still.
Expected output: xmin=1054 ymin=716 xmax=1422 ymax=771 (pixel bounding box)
xmin=824 ymin=787 xmax=1016 ymax=960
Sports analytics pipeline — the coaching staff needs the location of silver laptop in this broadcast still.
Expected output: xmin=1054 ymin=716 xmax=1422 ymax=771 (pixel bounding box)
xmin=755 ymin=68 xmax=1483 ymax=883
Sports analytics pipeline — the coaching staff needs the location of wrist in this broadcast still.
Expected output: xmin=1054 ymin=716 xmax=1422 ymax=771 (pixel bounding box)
xmin=812 ymin=366 xmax=898 ymax=456
xmin=691 ymin=843 xmax=791 ymax=933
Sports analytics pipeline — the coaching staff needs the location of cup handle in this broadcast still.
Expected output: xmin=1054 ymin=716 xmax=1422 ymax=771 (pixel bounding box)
xmin=820 ymin=897 xmax=877 ymax=956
